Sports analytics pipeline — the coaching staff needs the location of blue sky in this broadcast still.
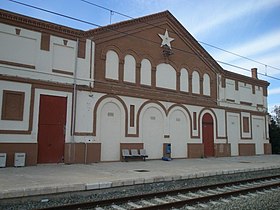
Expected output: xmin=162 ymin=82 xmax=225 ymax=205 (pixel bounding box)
xmin=1 ymin=0 xmax=280 ymax=113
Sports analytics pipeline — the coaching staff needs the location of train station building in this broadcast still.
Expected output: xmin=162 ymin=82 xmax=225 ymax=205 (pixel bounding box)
xmin=0 ymin=9 xmax=271 ymax=167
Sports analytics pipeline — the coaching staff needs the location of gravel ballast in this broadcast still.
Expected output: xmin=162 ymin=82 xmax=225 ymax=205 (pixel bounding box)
xmin=187 ymin=187 xmax=280 ymax=210
xmin=1 ymin=168 xmax=280 ymax=210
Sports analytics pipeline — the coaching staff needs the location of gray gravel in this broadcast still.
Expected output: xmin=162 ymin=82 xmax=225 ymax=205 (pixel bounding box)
xmin=1 ymin=168 xmax=280 ymax=210
xmin=186 ymin=187 xmax=280 ymax=210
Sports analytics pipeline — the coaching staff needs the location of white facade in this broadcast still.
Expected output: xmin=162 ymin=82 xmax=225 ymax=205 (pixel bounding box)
xmin=0 ymin=9 xmax=270 ymax=166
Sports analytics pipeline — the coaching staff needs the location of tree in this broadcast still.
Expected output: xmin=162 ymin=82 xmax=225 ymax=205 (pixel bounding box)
xmin=271 ymin=105 xmax=280 ymax=126
xmin=269 ymin=117 xmax=280 ymax=154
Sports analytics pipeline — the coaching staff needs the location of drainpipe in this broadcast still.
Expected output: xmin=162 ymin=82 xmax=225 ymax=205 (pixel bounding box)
xmin=70 ymin=38 xmax=79 ymax=163
xmin=89 ymin=39 xmax=94 ymax=89
xmin=84 ymin=142 xmax=88 ymax=164
xmin=84 ymin=39 xmax=94 ymax=164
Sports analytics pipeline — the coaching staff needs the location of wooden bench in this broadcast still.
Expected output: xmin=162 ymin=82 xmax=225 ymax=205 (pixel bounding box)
xmin=122 ymin=149 xmax=148 ymax=161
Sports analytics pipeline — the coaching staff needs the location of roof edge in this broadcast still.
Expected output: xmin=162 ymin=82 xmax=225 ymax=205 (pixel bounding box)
xmin=223 ymin=69 xmax=270 ymax=86
xmin=85 ymin=10 xmax=170 ymax=35
xmin=0 ymin=9 xmax=84 ymax=39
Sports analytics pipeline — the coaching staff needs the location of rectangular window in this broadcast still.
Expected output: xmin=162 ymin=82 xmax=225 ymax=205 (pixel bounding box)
xmin=235 ymin=81 xmax=239 ymax=90
xmin=130 ymin=105 xmax=135 ymax=127
xmin=243 ymin=117 xmax=250 ymax=133
xmin=193 ymin=112 xmax=197 ymax=130
xmin=40 ymin=33 xmax=50 ymax=51
xmin=1 ymin=90 xmax=25 ymax=121
xmin=78 ymin=39 xmax=86 ymax=59
xmin=107 ymin=112 xmax=114 ymax=117
xmin=221 ymin=77 xmax=226 ymax=88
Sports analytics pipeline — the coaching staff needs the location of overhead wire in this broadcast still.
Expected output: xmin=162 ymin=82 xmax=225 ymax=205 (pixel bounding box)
xmin=80 ymin=0 xmax=280 ymax=73
xmin=7 ymin=0 xmax=280 ymax=81
xmin=81 ymin=0 xmax=133 ymax=19
xmin=8 ymin=0 xmax=101 ymax=28
xmin=216 ymin=61 xmax=280 ymax=81
xmin=6 ymin=0 xmax=210 ymax=58
xmin=199 ymin=41 xmax=280 ymax=72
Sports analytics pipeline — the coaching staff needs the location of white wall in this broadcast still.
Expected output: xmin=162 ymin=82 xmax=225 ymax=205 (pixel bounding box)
xmin=169 ymin=108 xmax=189 ymax=158
xmin=240 ymin=112 xmax=251 ymax=139
xmin=124 ymin=54 xmax=136 ymax=83
xmin=75 ymin=91 xmax=95 ymax=133
xmin=156 ymin=63 xmax=176 ymax=90
xmin=227 ymin=113 xmax=240 ymax=156
xmin=100 ymin=101 xmax=122 ymax=161
xmin=192 ymin=71 xmax=200 ymax=94
xmin=186 ymin=105 xmax=202 ymax=138
xmin=105 ymin=50 xmax=119 ymax=80
xmin=203 ymin=74 xmax=210 ymax=96
xmin=213 ymin=108 xmax=226 ymax=139
xmin=0 ymin=23 xmax=38 ymax=66
xmin=180 ymin=68 xmax=189 ymax=92
xmin=225 ymin=79 xmax=235 ymax=101
xmin=0 ymin=23 xmax=93 ymax=87
xmin=239 ymin=82 xmax=252 ymax=103
xmin=52 ymin=40 xmax=75 ymax=74
xmin=218 ymin=78 xmax=268 ymax=113
xmin=141 ymin=105 xmax=165 ymax=159
xmin=0 ymin=81 xmax=31 ymax=132
xmin=140 ymin=59 xmax=151 ymax=86
xmin=254 ymin=86 xmax=264 ymax=105
xmin=0 ymin=87 xmax=72 ymax=144
xmin=252 ymin=116 xmax=265 ymax=154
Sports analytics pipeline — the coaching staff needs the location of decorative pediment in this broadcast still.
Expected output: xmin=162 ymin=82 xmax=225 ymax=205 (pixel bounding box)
xmin=87 ymin=10 xmax=223 ymax=76
xmin=158 ymin=29 xmax=174 ymax=49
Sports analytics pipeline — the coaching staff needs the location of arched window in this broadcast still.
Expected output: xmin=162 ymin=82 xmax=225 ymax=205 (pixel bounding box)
xmin=124 ymin=54 xmax=136 ymax=83
xmin=156 ymin=63 xmax=176 ymax=90
xmin=105 ymin=50 xmax=119 ymax=80
xmin=203 ymin=73 xmax=211 ymax=96
xmin=180 ymin=68 xmax=189 ymax=92
xmin=140 ymin=59 xmax=151 ymax=86
xmin=192 ymin=71 xmax=200 ymax=94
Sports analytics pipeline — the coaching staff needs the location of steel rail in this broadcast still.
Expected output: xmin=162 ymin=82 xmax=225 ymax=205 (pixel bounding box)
xmin=137 ymin=181 xmax=280 ymax=209
xmin=37 ymin=174 xmax=280 ymax=210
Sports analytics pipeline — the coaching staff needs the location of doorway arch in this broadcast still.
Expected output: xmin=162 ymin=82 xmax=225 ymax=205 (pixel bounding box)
xmin=202 ymin=113 xmax=214 ymax=157
xmin=100 ymin=102 xmax=122 ymax=161
xmin=142 ymin=106 xmax=164 ymax=159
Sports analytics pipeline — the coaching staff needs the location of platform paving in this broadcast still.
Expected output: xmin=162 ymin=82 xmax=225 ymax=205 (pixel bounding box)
xmin=0 ymin=155 xmax=280 ymax=199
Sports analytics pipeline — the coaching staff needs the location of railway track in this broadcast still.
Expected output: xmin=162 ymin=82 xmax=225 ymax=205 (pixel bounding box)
xmin=38 ymin=175 xmax=280 ymax=210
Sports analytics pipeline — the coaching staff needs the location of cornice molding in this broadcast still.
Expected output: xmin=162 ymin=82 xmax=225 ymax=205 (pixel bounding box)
xmin=84 ymin=10 xmax=170 ymax=36
xmin=0 ymin=9 xmax=83 ymax=39
xmin=0 ymin=9 xmax=270 ymax=88
xmin=223 ymin=69 xmax=269 ymax=87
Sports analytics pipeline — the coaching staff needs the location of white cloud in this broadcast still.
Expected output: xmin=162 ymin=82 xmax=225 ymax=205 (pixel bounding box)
xmin=211 ymin=29 xmax=280 ymax=64
xmin=268 ymin=87 xmax=280 ymax=95
xmin=219 ymin=52 xmax=280 ymax=78
xmin=207 ymin=29 xmax=280 ymax=79
xmin=191 ymin=0 xmax=280 ymax=36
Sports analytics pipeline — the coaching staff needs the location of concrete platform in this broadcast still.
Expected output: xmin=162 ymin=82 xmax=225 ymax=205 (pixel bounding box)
xmin=0 ymin=155 xmax=280 ymax=199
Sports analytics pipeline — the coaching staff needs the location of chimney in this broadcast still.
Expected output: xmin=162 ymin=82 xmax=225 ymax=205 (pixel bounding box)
xmin=251 ymin=68 xmax=258 ymax=79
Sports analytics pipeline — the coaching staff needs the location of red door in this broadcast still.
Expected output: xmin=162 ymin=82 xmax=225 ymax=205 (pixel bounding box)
xmin=37 ymin=95 xmax=67 ymax=163
xmin=202 ymin=113 xmax=214 ymax=157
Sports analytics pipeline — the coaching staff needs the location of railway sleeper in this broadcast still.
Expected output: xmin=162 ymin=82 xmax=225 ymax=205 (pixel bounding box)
xmin=111 ymin=204 xmax=126 ymax=210
xmin=166 ymin=196 xmax=181 ymax=202
xmin=185 ymin=206 xmax=196 ymax=210
xmin=153 ymin=198 xmax=168 ymax=204
xmin=34 ymin=175 xmax=280 ymax=210
xmin=177 ymin=194 xmax=193 ymax=199
xmin=126 ymin=202 xmax=142 ymax=208
xmin=197 ymin=203 xmax=209 ymax=208
xmin=140 ymin=200 xmax=156 ymax=206
xmin=197 ymin=190 xmax=214 ymax=196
